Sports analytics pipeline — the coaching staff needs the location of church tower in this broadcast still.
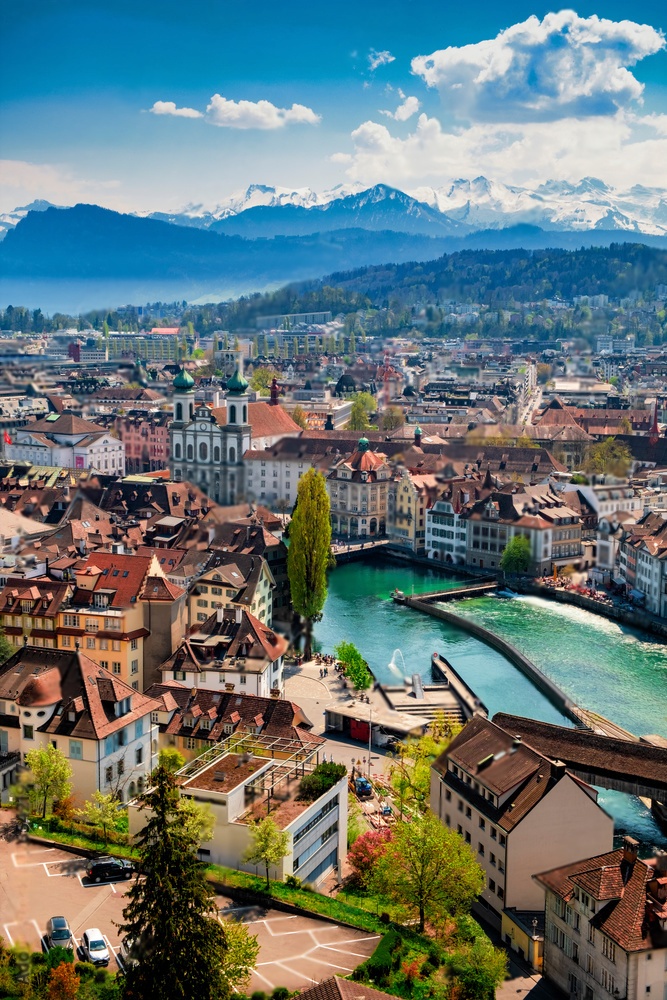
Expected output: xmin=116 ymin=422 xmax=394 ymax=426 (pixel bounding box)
xmin=169 ymin=366 xmax=195 ymax=481
xmin=223 ymin=361 xmax=251 ymax=503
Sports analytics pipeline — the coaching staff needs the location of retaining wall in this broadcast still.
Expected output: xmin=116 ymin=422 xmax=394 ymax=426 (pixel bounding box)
xmin=405 ymin=597 xmax=577 ymax=721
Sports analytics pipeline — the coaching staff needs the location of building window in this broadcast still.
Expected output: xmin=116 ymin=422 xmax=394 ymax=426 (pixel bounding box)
xmin=22 ymin=725 xmax=33 ymax=739
xmin=69 ymin=740 xmax=83 ymax=760
xmin=135 ymin=719 xmax=144 ymax=739
xmin=112 ymin=662 xmax=121 ymax=674
xmin=239 ymin=675 xmax=246 ymax=685
xmin=568 ymin=974 xmax=579 ymax=995
xmin=86 ymin=637 xmax=95 ymax=649
xmin=478 ymin=843 xmax=485 ymax=856
xmin=131 ymin=660 xmax=138 ymax=674
xmin=105 ymin=766 xmax=113 ymax=784
xmin=186 ymin=738 xmax=197 ymax=750
xmin=117 ymin=759 xmax=124 ymax=776
xmin=213 ymin=446 xmax=220 ymax=462
xmin=199 ymin=442 xmax=208 ymax=461
xmin=497 ymin=886 xmax=504 ymax=900
xmin=490 ymin=826 xmax=497 ymax=840
xmin=601 ymin=937 xmax=616 ymax=964
xmin=465 ymin=806 xmax=471 ymax=818
xmin=136 ymin=747 xmax=143 ymax=765
xmin=63 ymin=614 xmax=80 ymax=628
xmin=131 ymin=638 xmax=138 ymax=650
xmin=489 ymin=879 xmax=495 ymax=892
xmin=479 ymin=817 xmax=485 ymax=830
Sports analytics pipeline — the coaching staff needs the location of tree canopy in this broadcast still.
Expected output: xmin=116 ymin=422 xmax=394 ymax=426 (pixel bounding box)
xmin=388 ymin=721 xmax=460 ymax=818
xmin=500 ymin=534 xmax=532 ymax=574
xmin=287 ymin=468 xmax=331 ymax=660
xmin=585 ymin=436 xmax=632 ymax=478
xmin=24 ymin=744 xmax=73 ymax=818
xmin=243 ymin=816 xmax=290 ymax=889
xmin=334 ymin=640 xmax=373 ymax=691
xmin=371 ymin=812 xmax=485 ymax=932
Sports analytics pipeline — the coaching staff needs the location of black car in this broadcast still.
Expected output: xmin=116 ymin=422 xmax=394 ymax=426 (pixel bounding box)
xmin=86 ymin=857 xmax=134 ymax=883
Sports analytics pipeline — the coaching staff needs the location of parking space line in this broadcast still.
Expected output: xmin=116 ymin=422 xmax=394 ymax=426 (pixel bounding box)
xmin=30 ymin=920 xmax=42 ymax=942
xmin=300 ymin=954 xmax=355 ymax=973
xmin=11 ymin=851 xmax=57 ymax=867
xmin=321 ymin=945 xmax=377 ymax=959
xmin=2 ymin=924 xmax=16 ymax=947
xmin=270 ymin=961 xmax=318 ymax=985
xmin=252 ymin=968 xmax=275 ymax=990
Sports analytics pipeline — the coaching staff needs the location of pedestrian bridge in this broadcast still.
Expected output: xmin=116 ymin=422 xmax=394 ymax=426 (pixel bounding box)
xmin=493 ymin=713 xmax=667 ymax=802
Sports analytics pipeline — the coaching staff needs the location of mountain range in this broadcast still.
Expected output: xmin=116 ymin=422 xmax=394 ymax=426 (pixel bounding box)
xmin=2 ymin=179 xmax=667 ymax=311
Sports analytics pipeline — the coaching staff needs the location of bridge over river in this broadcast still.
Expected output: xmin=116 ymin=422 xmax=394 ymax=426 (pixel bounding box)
xmin=493 ymin=713 xmax=667 ymax=803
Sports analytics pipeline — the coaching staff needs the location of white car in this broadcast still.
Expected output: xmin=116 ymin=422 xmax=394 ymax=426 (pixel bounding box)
xmin=81 ymin=928 xmax=110 ymax=966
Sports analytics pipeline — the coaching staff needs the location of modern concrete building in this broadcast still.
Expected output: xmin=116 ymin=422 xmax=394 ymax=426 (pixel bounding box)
xmin=536 ymin=839 xmax=667 ymax=1000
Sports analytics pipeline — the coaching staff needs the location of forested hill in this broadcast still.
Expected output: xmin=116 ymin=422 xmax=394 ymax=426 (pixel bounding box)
xmin=310 ymin=244 xmax=667 ymax=305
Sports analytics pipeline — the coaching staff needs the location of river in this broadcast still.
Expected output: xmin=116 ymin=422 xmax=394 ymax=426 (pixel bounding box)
xmin=314 ymin=556 xmax=667 ymax=849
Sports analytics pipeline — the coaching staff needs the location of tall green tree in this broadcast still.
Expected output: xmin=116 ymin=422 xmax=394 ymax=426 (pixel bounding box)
xmin=24 ymin=744 xmax=73 ymax=818
xmin=158 ymin=747 xmax=186 ymax=772
xmin=287 ymin=468 xmax=331 ymax=660
xmin=291 ymin=405 xmax=308 ymax=430
xmin=347 ymin=398 xmax=371 ymax=432
xmin=371 ymin=812 xmax=485 ymax=932
xmin=120 ymin=766 xmax=255 ymax=1000
xmin=243 ymin=816 xmax=290 ymax=889
xmin=262 ymin=333 xmax=270 ymax=357
xmin=388 ymin=721 xmax=460 ymax=818
xmin=500 ymin=535 xmax=532 ymax=574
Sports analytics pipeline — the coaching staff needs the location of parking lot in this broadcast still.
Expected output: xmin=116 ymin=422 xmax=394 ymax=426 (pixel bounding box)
xmin=0 ymin=840 xmax=379 ymax=989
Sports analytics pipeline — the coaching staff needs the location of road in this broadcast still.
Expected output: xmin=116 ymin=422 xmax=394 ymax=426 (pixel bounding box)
xmin=0 ymin=838 xmax=379 ymax=990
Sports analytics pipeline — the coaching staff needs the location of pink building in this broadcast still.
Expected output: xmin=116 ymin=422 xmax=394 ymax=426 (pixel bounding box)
xmin=115 ymin=412 xmax=171 ymax=474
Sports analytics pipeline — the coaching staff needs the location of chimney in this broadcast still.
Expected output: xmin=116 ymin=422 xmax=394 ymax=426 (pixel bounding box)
xmin=235 ymin=606 xmax=242 ymax=624
xmin=511 ymin=735 xmax=522 ymax=752
xmin=623 ymin=836 xmax=639 ymax=864
xmin=552 ymin=760 xmax=567 ymax=780
xmin=216 ymin=605 xmax=224 ymax=624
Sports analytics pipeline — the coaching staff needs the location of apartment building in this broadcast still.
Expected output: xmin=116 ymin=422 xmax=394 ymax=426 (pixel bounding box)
xmin=386 ymin=469 xmax=438 ymax=555
xmin=327 ymin=438 xmax=391 ymax=539
xmin=0 ymin=646 xmax=159 ymax=802
xmin=536 ymin=839 xmax=667 ymax=1000
xmin=431 ymin=717 xmax=613 ymax=966
xmin=6 ymin=412 xmax=125 ymax=475
xmin=188 ymin=554 xmax=275 ymax=626
xmin=159 ymin=606 xmax=288 ymax=697
xmin=618 ymin=511 xmax=667 ymax=615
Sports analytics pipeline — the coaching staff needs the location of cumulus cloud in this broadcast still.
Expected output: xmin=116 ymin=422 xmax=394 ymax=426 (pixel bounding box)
xmin=149 ymin=101 xmax=202 ymax=118
xmin=206 ymin=94 xmax=320 ymax=129
xmin=148 ymin=94 xmax=320 ymax=129
xmin=368 ymin=49 xmax=395 ymax=72
xmin=412 ymin=11 xmax=665 ymax=122
xmin=335 ymin=111 xmax=667 ymax=191
xmin=381 ymin=94 xmax=421 ymax=121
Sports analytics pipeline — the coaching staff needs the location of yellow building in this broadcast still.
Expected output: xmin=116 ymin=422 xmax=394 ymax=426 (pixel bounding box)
xmin=387 ymin=469 xmax=439 ymax=555
xmin=188 ymin=554 xmax=275 ymax=626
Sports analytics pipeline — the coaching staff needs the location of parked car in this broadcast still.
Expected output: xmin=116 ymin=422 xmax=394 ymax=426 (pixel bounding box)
xmin=118 ymin=937 xmax=139 ymax=970
xmin=45 ymin=916 xmax=73 ymax=950
xmin=86 ymin=857 xmax=134 ymax=883
xmin=354 ymin=776 xmax=373 ymax=799
xmin=81 ymin=929 xmax=110 ymax=967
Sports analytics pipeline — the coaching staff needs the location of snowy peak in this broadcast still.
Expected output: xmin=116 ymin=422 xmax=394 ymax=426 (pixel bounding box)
xmin=0 ymin=200 xmax=57 ymax=240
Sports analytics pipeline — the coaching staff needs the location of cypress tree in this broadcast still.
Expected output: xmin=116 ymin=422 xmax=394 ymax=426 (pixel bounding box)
xmin=287 ymin=469 xmax=331 ymax=660
xmin=120 ymin=766 xmax=228 ymax=1000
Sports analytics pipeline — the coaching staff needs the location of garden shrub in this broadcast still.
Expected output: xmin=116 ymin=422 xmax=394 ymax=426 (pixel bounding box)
xmin=297 ymin=762 xmax=347 ymax=802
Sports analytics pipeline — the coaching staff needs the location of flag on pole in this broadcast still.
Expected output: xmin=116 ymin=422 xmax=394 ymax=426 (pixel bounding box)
xmin=3 ymin=431 xmax=11 ymax=445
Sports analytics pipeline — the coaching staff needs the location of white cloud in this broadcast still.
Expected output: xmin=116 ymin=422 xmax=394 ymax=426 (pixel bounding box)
xmin=381 ymin=95 xmax=421 ymax=121
xmin=149 ymin=94 xmax=320 ymax=129
xmin=336 ymin=111 xmax=667 ymax=191
xmin=412 ymin=11 xmax=665 ymax=122
xmin=0 ymin=160 xmax=120 ymax=214
xmin=149 ymin=101 xmax=203 ymax=119
xmin=368 ymin=49 xmax=395 ymax=72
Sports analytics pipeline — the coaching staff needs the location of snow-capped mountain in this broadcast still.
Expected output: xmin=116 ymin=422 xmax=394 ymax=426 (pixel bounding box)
xmin=0 ymin=200 xmax=56 ymax=240
xmin=412 ymin=176 xmax=667 ymax=235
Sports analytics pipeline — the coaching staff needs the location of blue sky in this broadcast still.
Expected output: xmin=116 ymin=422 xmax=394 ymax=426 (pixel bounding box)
xmin=1 ymin=1 xmax=666 ymax=213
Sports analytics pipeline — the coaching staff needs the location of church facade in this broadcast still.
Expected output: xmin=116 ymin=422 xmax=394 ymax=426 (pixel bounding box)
xmin=169 ymin=367 xmax=251 ymax=505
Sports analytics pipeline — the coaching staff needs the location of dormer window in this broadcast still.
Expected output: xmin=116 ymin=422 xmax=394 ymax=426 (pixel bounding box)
xmin=115 ymin=697 xmax=131 ymax=717
xmin=94 ymin=593 xmax=109 ymax=609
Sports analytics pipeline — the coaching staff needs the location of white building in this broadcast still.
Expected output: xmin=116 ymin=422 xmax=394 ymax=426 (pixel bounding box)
xmin=6 ymin=412 xmax=125 ymax=475
xmin=129 ymin=731 xmax=348 ymax=886
xmin=536 ymin=839 xmax=667 ymax=1000
xmin=426 ymin=498 xmax=468 ymax=564
xmin=0 ymin=646 xmax=159 ymax=803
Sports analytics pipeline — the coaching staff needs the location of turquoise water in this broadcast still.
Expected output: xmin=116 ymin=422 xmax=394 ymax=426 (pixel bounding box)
xmin=315 ymin=558 xmax=667 ymax=849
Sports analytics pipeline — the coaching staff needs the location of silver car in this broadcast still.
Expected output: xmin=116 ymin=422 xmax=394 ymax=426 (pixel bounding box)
xmin=81 ymin=928 xmax=110 ymax=966
xmin=45 ymin=916 xmax=73 ymax=950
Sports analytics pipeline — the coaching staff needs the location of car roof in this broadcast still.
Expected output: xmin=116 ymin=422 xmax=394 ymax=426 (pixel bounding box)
xmin=50 ymin=917 xmax=68 ymax=925
xmin=84 ymin=928 xmax=103 ymax=937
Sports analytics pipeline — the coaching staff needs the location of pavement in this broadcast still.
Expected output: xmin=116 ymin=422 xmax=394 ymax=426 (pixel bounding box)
xmin=0 ymin=838 xmax=379 ymax=990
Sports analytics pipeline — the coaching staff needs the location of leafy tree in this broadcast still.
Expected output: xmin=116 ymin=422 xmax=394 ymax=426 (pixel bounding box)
xmin=25 ymin=744 xmax=73 ymax=818
xmin=334 ymin=641 xmax=372 ymax=691
xmin=291 ymin=405 xmax=308 ymax=430
xmin=371 ymin=812 xmax=485 ymax=932
xmin=379 ymin=406 xmax=405 ymax=431
xmin=217 ymin=918 xmax=260 ymax=996
xmin=179 ymin=796 xmax=215 ymax=844
xmin=243 ymin=816 xmax=289 ymax=889
xmin=449 ymin=937 xmax=508 ymax=999
xmin=262 ymin=334 xmax=270 ymax=357
xmin=120 ymin=765 xmax=230 ymax=1000
xmin=356 ymin=391 xmax=376 ymax=413
xmin=0 ymin=626 xmax=13 ymax=664
xmin=47 ymin=961 xmax=80 ymax=1000
xmin=250 ymin=366 xmax=278 ymax=395
xmin=252 ymin=336 xmax=259 ymax=358
xmin=76 ymin=791 xmax=119 ymax=848
xmin=585 ymin=436 xmax=632 ymax=478
xmin=348 ymin=828 xmax=392 ymax=888
xmin=500 ymin=535 xmax=532 ymax=574
xmin=287 ymin=468 xmax=331 ymax=660
xmin=297 ymin=761 xmax=347 ymax=802
xmin=570 ymin=472 xmax=589 ymax=485
xmin=388 ymin=722 xmax=459 ymax=818
xmin=349 ymin=330 xmax=356 ymax=354
xmin=158 ymin=747 xmax=186 ymax=772
xmin=347 ymin=398 xmax=371 ymax=432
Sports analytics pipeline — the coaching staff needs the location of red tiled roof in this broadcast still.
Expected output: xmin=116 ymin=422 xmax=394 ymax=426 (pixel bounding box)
xmin=211 ymin=402 xmax=301 ymax=439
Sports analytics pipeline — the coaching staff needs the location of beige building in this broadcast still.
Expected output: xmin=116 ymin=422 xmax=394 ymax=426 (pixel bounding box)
xmin=536 ymin=840 xmax=667 ymax=1000
xmin=431 ymin=717 xmax=613 ymax=968
xmin=188 ymin=554 xmax=275 ymax=626
xmin=0 ymin=646 xmax=159 ymax=803
xmin=327 ymin=437 xmax=391 ymax=539
xmin=387 ymin=469 xmax=438 ymax=555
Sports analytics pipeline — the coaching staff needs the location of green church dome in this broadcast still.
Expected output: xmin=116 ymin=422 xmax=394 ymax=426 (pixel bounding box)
xmin=226 ymin=367 xmax=249 ymax=395
xmin=357 ymin=437 xmax=370 ymax=452
xmin=173 ymin=367 xmax=195 ymax=392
